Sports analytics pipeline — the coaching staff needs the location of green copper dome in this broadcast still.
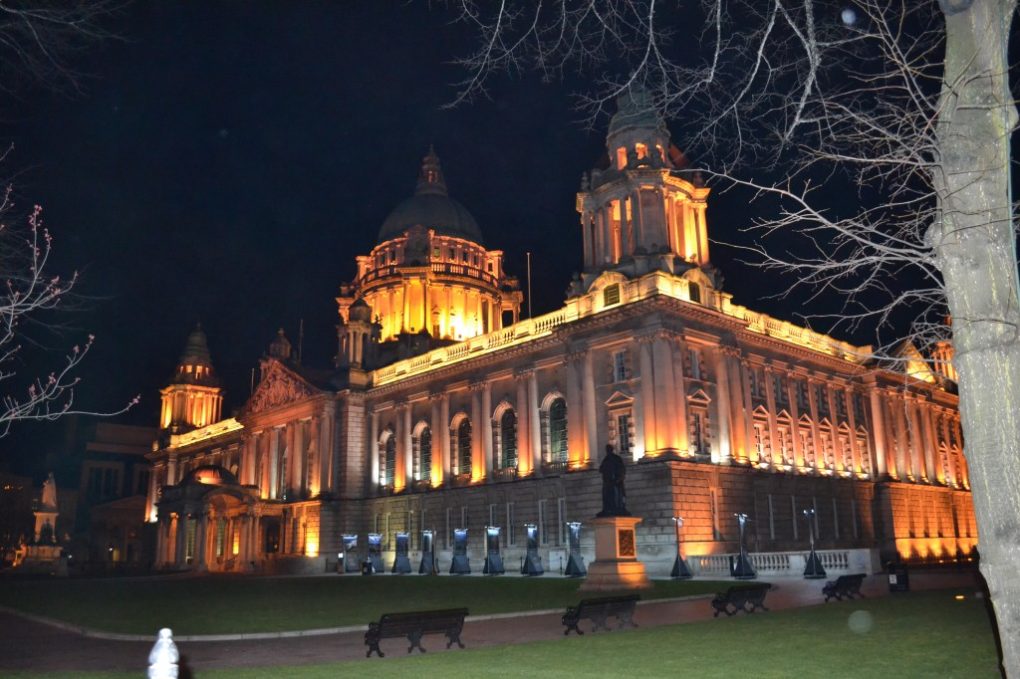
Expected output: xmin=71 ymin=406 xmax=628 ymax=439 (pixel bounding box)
xmin=377 ymin=148 xmax=484 ymax=245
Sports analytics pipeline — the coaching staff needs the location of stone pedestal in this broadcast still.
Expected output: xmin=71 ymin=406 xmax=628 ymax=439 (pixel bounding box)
xmin=580 ymin=516 xmax=651 ymax=591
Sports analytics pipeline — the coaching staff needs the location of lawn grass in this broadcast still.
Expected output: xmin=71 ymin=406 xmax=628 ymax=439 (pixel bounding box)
xmin=6 ymin=590 xmax=1000 ymax=679
xmin=0 ymin=575 xmax=726 ymax=635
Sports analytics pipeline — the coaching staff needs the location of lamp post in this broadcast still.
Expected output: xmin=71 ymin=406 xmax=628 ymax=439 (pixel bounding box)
xmin=670 ymin=516 xmax=692 ymax=579
xmin=802 ymin=508 xmax=826 ymax=579
xmin=732 ymin=513 xmax=756 ymax=579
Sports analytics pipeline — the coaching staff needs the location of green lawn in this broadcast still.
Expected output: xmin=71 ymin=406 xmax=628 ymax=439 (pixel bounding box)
xmin=7 ymin=590 xmax=1000 ymax=679
xmin=0 ymin=575 xmax=725 ymax=635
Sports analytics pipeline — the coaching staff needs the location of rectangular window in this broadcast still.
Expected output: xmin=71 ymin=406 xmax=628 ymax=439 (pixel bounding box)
xmin=796 ymin=381 xmax=809 ymax=411
xmin=790 ymin=496 xmax=798 ymax=540
xmin=774 ymin=375 xmax=789 ymax=406
xmin=832 ymin=498 xmax=840 ymax=539
xmin=461 ymin=506 xmax=468 ymax=530
xmin=616 ymin=413 xmax=634 ymax=456
xmin=767 ymin=494 xmax=776 ymax=540
xmin=603 ymin=284 xmax=621 ymax=306
xmin=489 ymin=503 xmax=497 ymax=528
xmin=538 ymin=499 xmax=548 ymax=545
xmin=612 ymin=351 xmax=627 ymax=381
xmin=710 ymin=488 xmax=721 ymax=540
xmin=557 ymin=497 xmax=567 ymax=546
xmin=506 ymin=503 xmax=515 ymax=546
xmin=815 ymin=386 xmax=830 ymax=418
xmin=687 ymin=348 xmax=701 ymax=379
xmin=851 ymin=498 xmax=859 ymax=539
xmin=812 ymin=497 xmax=820 ymax=537
xmin=445 ymin=507 xmax=452 ymax=549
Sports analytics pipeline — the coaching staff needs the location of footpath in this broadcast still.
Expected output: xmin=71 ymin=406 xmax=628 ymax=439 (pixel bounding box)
xmin=0 ymin=571 xmax=978 ymax=674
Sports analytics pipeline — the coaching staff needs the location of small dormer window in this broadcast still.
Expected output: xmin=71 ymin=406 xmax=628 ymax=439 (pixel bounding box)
xmin=616 ymin=147 xmax=628 ymax=169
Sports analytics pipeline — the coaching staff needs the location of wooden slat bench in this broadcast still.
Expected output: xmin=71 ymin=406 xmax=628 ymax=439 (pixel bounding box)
xmin=364 ymin=608 xmax=469 ymax=657
xmin=562 ymin=594 xmax=640 ymax=635
xmin=823 ymin=573 xmax=866 ymax=602
xmin=711 ymin=584 xmax=771 ymax=617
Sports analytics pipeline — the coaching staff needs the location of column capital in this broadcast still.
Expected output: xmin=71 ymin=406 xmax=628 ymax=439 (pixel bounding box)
xmin=428 ymin=391 xmax=447 ymax=403
xmin=468 ymin=379 xmax=487 ymax=392
xmin=394 ymin=399 xmax=409 ymax=412
xmin=513 ymin=365 xmax=536 ymax=380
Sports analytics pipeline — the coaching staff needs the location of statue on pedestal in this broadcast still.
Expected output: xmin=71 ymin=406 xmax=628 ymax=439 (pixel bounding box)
xmin=597 ymin=444 xmax=630 ymax=517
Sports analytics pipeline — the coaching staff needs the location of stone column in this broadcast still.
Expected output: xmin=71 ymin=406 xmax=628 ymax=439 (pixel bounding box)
xmin=806 ymin=379 xmax=823 ymax=472
xmin=293 ymin=421 xmax=305 ymax=498
xmin=195 ymin=513 xmax=209 ymax=570
xmin=440 ymin=393 xmax=452 ymax=482
xmin=725 ymin=349 xmax=748 ymax=464
xmin=582 ymin=350 xmax=598 ymax=467
xmin=430 ymin=393 xmax=444 ymax=485
xmin=155 ymin=519 xmax=167 ymax=566
xmin=920 ymin=400 xmax=939 ymax=483
xmin=638 ymin=337 xmax=657 ymax=456
xmin=470 ymin=381 xmax=484 ymax=479
xmin=370 ymin=409 xmax=380 ymax=490
xmin=712 ymin=347 xmax=733 ymax=464
xmin=845 ymin=388 xmax=861 ymax=474
xmin=515 ymin=370 xmax=532 ymax=475
xmin=763 ymin=365 xmax=779 ymax=468
xmin=566 ymin=349 xmax=587 ymax=466
xmin=482 ymin=381 xmax=494 ymax=478
xmin=528 ymin=369 xmax=542 ymax=474
xmin=868 ymin=386 xmax=888 ymax=477
xmin=174 ymin=515 xmax=186 ymax=567
xmin=651 ymin=333 xmax=684 ymax=455
xmin=166 ymin=454 xmax=178 ymax=487
xmin=890 ymin=394 xmax=909 ymax=479
xmin=268 ymin=429 xmax=280 ymax=500
xmin=400 ymin=401 xmax=413 ymax=490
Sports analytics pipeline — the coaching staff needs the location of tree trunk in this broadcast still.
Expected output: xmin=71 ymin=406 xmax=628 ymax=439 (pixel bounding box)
xmin=932 ymin=1 xmax=1020 ymax=674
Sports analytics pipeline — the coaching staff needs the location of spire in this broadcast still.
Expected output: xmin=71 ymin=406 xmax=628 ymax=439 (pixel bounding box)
xmin=415 ymin=145 xmax=448 ymax=197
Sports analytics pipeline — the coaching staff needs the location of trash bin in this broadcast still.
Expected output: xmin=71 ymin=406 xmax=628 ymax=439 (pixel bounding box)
xmin=361 ymin=559 xmax=374 ymax=576
xmin=887 ymin=563 xmax=910 ymax=592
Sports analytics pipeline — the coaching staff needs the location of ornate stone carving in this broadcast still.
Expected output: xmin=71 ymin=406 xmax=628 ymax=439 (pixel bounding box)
xmin=248 ymin=363 xmax=317 ymax=413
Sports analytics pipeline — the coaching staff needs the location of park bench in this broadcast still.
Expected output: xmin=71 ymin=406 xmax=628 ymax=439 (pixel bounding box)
xmin=822 ymin=573 xmax=866 ymax=602
xmin=711 ymin=584 xmax=772 ymax=617
xmin=561 ymin=594 xmax=641 ymax=635
xmin=364 ymin=608 xmax=469 ymax=657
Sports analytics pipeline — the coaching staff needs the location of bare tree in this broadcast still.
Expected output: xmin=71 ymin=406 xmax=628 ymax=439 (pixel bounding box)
xmin=446 ymin=0 xmax=1020 ymax=673
xmin=0 ymin=1 xmax=121 ymax=96
xmin=0 ymin=194 xmax=137 ymax=437
xmin=0 ymin=1 xmax=131 ymax=439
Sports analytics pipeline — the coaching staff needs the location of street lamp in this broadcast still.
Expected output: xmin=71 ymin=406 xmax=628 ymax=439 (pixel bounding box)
xmin=802 ymin=508 xmax=826 ymax=579
xmin=671 ymin=516 xmax=692 ymax=579
xmin=732 ymin=513 xmax=756 ymax=579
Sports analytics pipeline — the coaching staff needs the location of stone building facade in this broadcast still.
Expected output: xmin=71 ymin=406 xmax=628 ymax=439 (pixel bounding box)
xmin=146 ymin=94 xmax=976 ymax=575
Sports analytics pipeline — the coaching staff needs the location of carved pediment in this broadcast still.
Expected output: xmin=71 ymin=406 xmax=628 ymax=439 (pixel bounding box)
xmin=605 ymin=390 xmax=634 ymax=408
xmin=247 ymin=361 xmax=318 ymax=413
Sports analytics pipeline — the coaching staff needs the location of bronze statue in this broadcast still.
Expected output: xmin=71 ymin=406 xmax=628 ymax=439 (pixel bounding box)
xmin=597 ymin=444 xmax=629 ymax=517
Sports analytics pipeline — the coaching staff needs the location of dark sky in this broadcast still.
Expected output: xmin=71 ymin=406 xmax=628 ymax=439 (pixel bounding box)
xmin=0 ymin=2 xmax=860 ymax=469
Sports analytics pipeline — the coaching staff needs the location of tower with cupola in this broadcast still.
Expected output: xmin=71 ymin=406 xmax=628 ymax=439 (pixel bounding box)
xmin=159 ymin=324 xmax=223 ymax=434
xmin=576 ymin=88 xmax=712 ymax=290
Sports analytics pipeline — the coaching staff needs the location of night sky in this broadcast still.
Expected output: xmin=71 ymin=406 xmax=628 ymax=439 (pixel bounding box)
xmin=0 ymin=2 xmax=866 ymax=469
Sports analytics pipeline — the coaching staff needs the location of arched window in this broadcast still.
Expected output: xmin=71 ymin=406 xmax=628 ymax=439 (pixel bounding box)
xmin=549 ymin=398 xmax=568 ymax=463
xmin=412 ymin=423 xmax=431 ymax=483
xmin=380 ymin=430 xmax=396 ymax=487
xmin=499 ymin=409 xmax=518 ymax=469
xmin=457 ymin=418 xmax=473 ymax=475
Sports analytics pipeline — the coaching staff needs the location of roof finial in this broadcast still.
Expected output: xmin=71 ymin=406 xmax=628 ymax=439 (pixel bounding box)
xmin=415 ymin=146 xmax=448 ymax=197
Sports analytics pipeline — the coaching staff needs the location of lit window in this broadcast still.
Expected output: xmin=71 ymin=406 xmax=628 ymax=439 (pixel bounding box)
xmin=616 ymin=147 xmax=628 ymax=169
xmin=635 ymin=143 xmax=648 ymax=159
xmin=612 ymin=351 xmax=628 ymax=382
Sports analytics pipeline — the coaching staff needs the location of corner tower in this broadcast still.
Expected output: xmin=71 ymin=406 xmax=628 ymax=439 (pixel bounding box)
xmin=159 ymin=324 xmax=223 ymax=433
xmin=337 ymin=148 xmax=522 ymax=345
xmin=576 ymin=88 xmax=712 ymax=288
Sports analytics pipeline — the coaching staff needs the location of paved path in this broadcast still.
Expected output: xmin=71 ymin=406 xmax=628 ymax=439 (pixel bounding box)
xmin=0 ymin=571 xmax=979 ymax=674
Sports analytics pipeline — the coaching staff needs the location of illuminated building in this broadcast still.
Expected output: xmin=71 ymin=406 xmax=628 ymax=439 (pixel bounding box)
xmin=147 ymin=95 xmax=975 ymax=573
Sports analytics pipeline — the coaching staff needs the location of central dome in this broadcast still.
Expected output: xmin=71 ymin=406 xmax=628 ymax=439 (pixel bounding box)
xmin=377 ymin=148 xmax=484 ymax=245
